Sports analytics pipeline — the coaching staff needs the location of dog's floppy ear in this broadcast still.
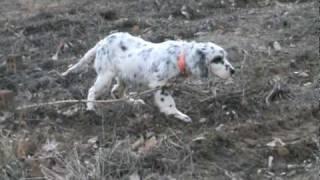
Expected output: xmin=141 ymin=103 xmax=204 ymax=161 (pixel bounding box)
xmin=196 ymin=49 xmax=208 ymax=78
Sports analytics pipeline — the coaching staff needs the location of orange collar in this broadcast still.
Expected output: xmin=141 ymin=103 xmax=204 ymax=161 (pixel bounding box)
xmin=178 ymin=51 xmax=187 ymax=75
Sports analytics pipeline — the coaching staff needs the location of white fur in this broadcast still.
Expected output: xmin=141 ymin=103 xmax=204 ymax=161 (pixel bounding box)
xmin=62 ymin=32 xmax=235 ymax=122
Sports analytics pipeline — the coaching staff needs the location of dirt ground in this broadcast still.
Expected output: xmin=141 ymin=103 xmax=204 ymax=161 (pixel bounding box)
xmin=0 ymin=0 xmax=319 ymax=179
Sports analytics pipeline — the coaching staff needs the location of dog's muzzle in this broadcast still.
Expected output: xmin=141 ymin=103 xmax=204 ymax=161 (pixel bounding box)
xmin=226 ymin=64 xmax=235 ymax=75
xmin=230 ymin=68 xmax=235 ymax=75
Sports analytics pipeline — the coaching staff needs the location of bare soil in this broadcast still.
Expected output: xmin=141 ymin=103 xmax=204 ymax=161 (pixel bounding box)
xmin=0 ymin=0 xmax=319 ymax=179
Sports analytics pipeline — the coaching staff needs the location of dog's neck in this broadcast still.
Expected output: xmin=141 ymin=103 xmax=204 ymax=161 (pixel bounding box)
xmin=179 ymin=42 xmax=207 ymax=78
xmin=177 ymin=49 xmax=188 ymax=76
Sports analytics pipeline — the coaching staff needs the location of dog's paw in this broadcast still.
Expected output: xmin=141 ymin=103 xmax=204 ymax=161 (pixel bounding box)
xmin=174 ymin=114 xmax=192 ymax=123
xmin=86 ymin=104 xmax=96 ymax=111
xmin=61 ymin=71 xmax=69 ymax=77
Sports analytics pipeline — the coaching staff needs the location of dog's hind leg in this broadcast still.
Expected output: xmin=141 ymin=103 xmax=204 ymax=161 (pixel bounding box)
xmin=154 ymin=88 xmax=192 ymax=122
xmin=111 ymin=77 xmax=127 ymax=99
xmin=111 ymin=78 xmax=145 ymax=104
xmin=87 ymin=71 xmax=113 ymax=110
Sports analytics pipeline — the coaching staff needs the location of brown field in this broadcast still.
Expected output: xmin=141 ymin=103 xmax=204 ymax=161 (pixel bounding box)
xmin=0 ymin=0 xmax=319 ymax=179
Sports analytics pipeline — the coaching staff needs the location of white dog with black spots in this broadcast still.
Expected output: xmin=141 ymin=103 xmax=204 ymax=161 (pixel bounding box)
xmin=62 ymin=32 xmax=235 ymax=122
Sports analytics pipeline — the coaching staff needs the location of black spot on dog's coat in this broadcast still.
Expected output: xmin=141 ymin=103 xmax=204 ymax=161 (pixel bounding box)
xmin=120 ymin=41 xmax=127 ymax=51
xmin=160 ymin=89 xmax=169 ymax=96
xmin=139 ymin=48 xmax=153 ymax=60
xmin=196 ymin=49 xmax=208 ymax=78
xmin=160 ymin=97 xmax=164 ymax=102
xmin=151 ymin=62 xmax=159 ymax=72
xmin=166 ymin=45 xmax=179 ymax=54
xmin=107 ymin=35 xmax=116 ymax=43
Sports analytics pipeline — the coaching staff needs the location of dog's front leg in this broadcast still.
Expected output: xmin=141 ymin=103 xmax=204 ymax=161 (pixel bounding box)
xmin=154 ymin=88 xmax=192 ymax=122
xmin=87 ymin=71 xmax=113 ymax=110
xmin=111 ymin=77 xmax=127 ymax=99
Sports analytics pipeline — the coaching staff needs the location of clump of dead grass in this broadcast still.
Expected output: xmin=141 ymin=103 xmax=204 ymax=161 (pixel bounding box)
xmin=0 ymin=131 xmax=24 ymax=180
xmin=38 ymin=133 xmax=197 ymax=180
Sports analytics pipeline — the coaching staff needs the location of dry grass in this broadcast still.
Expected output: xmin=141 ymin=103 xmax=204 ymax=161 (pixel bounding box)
xmin=38 ymin=133 xmax=196 ymax=179
xmin=0 ymin=131 xmax=24 ymax=180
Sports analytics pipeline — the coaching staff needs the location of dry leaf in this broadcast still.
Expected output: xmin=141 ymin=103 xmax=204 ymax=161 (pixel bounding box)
xmin=131 ymin=136 xmax=144 ymax=150
xmin=138 ymin=136 xmax=157 ymax=154
xmin=16 ymin=138 xmax=37 ymax=159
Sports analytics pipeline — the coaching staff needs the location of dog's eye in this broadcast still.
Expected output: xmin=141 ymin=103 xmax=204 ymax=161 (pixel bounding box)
xmin=211 ymin=56 xmax=223 ymax=64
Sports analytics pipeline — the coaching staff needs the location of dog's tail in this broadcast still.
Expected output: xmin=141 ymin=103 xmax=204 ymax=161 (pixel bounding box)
xmin=61 ymin=45 xmax=97 ymax=76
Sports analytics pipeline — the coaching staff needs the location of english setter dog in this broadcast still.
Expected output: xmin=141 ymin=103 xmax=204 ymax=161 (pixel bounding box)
xmin=62 ymin=32 xmax=235 ymax=122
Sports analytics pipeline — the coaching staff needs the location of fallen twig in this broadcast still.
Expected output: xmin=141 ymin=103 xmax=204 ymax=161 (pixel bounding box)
xmin=16 ymin=87 xmax=160 ymax=110
xmin=52 ymin=40 xmax=65 ymax=60
xmin=265 ymin=81 xmax=281 ymax=106
xmin=240 ymin=49 xmax=249 ymax=105
xmin=199 ymin=88 xmax=260 ymax=103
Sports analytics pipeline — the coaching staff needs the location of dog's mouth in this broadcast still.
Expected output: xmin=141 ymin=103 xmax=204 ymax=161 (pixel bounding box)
xmin=212 ymin=70 xmax=232 ymax=79
xmin=210 ymin=63 xmax=235 ymax=80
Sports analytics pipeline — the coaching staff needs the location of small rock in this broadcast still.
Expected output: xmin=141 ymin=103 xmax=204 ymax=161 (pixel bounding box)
xmin=88 ymin=136 xmax=98 ymax=145
xmin=287 ymin=164 xmax=299 ymax=169
xmin=287 ymin=170 xmax=296 ymax=177
xmin=243 ymin=138 xmax=257 ymax=147
xmin=267 ymin=171 xmax=275 ymax=176
xmin=275 ymin=177 xmax=284 ymax=180
xmin=215 ymin=124 xmax=224 ymax=131
xmin=273 ymin=41 xmax=282 ymax=51
xmin=248 ymin=9 xmax=256 ymax=15
xmin=303 ymin=82 xmax=312 ymax=87
xmin=129 ymin=172 xmax=140 ymax=180
xmin=194 ymin=31 xmax=208 ymax=36
xmin=268 ymin=155 xmax=274 ymax=169
xmin=199 ymin=117 xmax=207 ymax=123
xmin=297 ymin=72 xmax=309 ymax=78
xmin=257 ymin=168 xmax=262 ymax=174
xmin=276 ymin=146 xmax=289 ymax=157
xmin=280 ymin=172 xmax=286 ymax=176
xmin=289 ymin=43 xmax=296 ymax=48
xmin=192 ymin=135 xmax=206 ymax=142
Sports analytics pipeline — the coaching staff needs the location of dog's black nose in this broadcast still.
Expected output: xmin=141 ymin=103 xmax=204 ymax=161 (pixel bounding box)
xmin=230 ymin=69 xmax=235 ymax=75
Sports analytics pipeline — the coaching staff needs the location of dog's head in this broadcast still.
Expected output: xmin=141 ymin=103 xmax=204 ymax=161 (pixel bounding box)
xmin=192 ymin=42 xmax=235 ymax=79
